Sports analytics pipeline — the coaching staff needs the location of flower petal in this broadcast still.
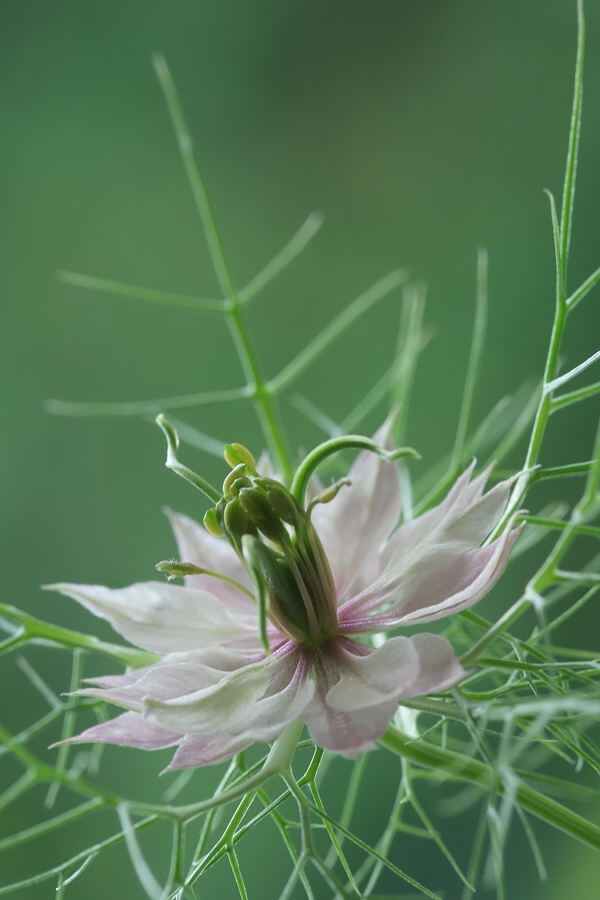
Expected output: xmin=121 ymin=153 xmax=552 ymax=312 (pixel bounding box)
xmin=76 ymin=646 xmax=261 ymax=711
xmin=399 ymin=633 xmax=464 ymax=697
xmin=311 ymin=422 xmax=401 ymax=599
xmin=300 ymin=636 xmax=419 ymax=755
xmin=342 ymin=524 xmax=521 ymax=631
xmin=164 ymin=731 xmax=255 ymax=769
xmin=303 ymin=691 xmax=399 ymax=756
xmin=164 ymin=658 xmax=315 ymax=770
xmin=50 ymin=581 xmax=258 ymax=654
xmin=324 ymin=637 xmax=420 ymax=712
xmin=165 ymin=508 xmax=253 ymax=611
xmin=143 ymin=663 xmax=270 ymax=732
xmin=56 ymin=711 xmax=181 ymax=750
xmin=380 ymin=466 xmax=514 ymax=575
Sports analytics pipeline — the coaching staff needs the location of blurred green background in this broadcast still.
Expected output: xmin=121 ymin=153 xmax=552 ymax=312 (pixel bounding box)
xmin=2 ymin=1 xmax=600 ymax=897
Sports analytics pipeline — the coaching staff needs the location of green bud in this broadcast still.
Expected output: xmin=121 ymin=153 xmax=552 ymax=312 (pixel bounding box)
xmin=223 ymin=496 xmax=255 ymax=541
xmin=203 ymin=507 xmax=224 ymax=537
xmin=224 ymin=443 xmax=256 ymax=473
xmin=223 ymin=463 xmax=249 ymax=498
xmin=238 ymin=487 xmax=284 ymax=542
xmin=261 ymin=480 xmax=302 ymax=526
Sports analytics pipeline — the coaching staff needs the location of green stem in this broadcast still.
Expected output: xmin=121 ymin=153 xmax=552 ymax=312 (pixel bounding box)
xmin=493 ymin=4 xmax=585 ymax=534
xmin=153 ymin=55 xmax=292 ymax=483
xmin=291 ymin=434 xmax=418 ymax=505
xmin=0 ymin=602 xmax=156 ymax=668
xmin=226 ymin=306 xmax=294 ymax=484
xmin=379 ymin=726 xmax=600 ymax=852
xmin=451 ymin=248 xmax=488 ymax=469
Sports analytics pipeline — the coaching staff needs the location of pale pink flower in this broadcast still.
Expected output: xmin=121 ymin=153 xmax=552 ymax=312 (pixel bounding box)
xmin=52 ymin=441 xmax=520 ymax=770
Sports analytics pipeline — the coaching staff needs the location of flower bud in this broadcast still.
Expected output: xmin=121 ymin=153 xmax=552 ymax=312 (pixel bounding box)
xmin=224 ymin=443 xmax=256 ymax=472
xmin=308 ymin=479 xmax=351 ymax=512
xmin=262 ymin=480 xmax=302 ymax=526
xmin=223 ymin=464 xmax=251 ymax=498
xmin=203 ymin=507 xmax=224 ymax=537
xmin=223 ymin=496 xmax=255 ymax=543
xmin=238 ymin=487 xmax=285 ymax=542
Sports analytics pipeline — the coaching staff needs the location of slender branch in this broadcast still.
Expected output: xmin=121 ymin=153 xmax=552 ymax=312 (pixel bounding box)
xmin=153 ymin=54 xmax=293 ymax=482
xmin=452 ymin=248 xmax=488 ymax=468
xmin=380 ymin=726 xmax=600 ymax=852
xmin=0 ymin=602 xmax=156 ymax=668
xmin=44 ymin=386 xmax=251 ymax=417
xmin=57 ymin=271 xmax=226 ymax=313
xmin=269 ymin=270 xmax=407 ymax=395
xmin=238 ymin=212 xmax=324 ymax=304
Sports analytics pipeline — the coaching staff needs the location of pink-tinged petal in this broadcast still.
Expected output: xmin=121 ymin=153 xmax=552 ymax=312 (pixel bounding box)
xmin=76 ymin=647 xmax=261 ymax=711
xmin=311 ymin=422 xmax=401 ymax=599
xmin=57 ymin=711 xmax=181 ymax=750
xmin=324 ymin=637 xmax=420 ymax=712
xmin=141 ymin=658 xmax=276 ymax=734
xmin=399 ymin=633 xmax=464 ymax=698
xmin=342 ymin=525 xmax=521 ymax=631
xmin=148 ymin=648 xmax=314 ymax=736
xmin=165 ymin=731 xmax=255 ymax=769
xmin=299 ymin=636 xmax=417 ymax=755
xmin=165 ymin=509 xmax=253 ymax=610
xmin=164 ymin=656 xmax=316 ymax=770
xmin=87 ymin=645 xmax=259 ymax=691
xmin=50 ymin=581 xmax=258 ymax=654
xmin=380 ymin=466 xmax=515 ymax=577
xmin=303 ymin=688 xmax=399 ymax=756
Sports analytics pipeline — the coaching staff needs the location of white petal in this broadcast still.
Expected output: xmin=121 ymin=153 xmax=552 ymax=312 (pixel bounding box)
xmin=51 ymin=581 xmax=258 ymax=653
xmin=142 ymin=661 xmax=270 ymax=732
xmin=78 ymin=647 xmax=260 ymax=711
xmin=311 ymin=422 xmax=401 ymax=599
xmin=300 ymin=635 xmax=418 ymax=755
xmin=303 ymin=690 xmax=398 ymax=756
xmin=380 ymin=466 xmax=514 ymax=576
xmin=145 ymin=648 xmax=314 ymax=737
xmin=165 ymin=659 xmax=315 ymax=769
xmin=324 ymin=637 xmax=420 ymax=712
xmin=165 ymin=508 xmax=253 ymax=611
xmin=88 ymin=645 xmax=258 ymax=691
xmin=399 ymin=633 xmax=464 ymax=697
xmin=342 ymin=525 xmax=521 ymax=630
xmin=165 ymin=731 xmax=255 ymax=769
xmin=57 ymin=711 xmax=180 ymax=750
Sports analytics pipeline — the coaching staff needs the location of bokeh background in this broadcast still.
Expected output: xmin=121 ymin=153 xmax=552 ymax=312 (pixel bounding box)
xmin=2 ymin=1 xmax=600 ymax=897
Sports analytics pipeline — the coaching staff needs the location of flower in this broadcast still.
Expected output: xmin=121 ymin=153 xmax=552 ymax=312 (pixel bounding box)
xmin=52 ymin=433 xmax=520 ymax=769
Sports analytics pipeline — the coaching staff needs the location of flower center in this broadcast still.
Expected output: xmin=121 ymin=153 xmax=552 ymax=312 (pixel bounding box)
xmin=204 ymin=450 xmax=340 ymax=647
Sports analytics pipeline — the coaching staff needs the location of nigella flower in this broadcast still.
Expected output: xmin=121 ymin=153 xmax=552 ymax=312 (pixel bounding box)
xmin=52 ymin=430 xmax=520 ymax=769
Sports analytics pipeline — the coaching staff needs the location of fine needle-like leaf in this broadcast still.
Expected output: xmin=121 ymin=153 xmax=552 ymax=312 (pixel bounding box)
xmin=551 ymin=378 xmax=600 ymax=410
xmin=269 ymin=269 xmax=407 ymax=394
xmin=57 ymin=270 xmax=226 ymax=312
xmin=117 ymin=805 xmax=163 ymax=900
xmin=559 ymin=0 xmax=585 ymax=287
xmin=545 ymin=349 xmax=600 ymax=393
xmin=567 ymin=263 xmax=600 ymax=310
xmin=390 ymin=281 xmax=427 ymax=445
xmin=452 ymin=248 xmax=488 ymax=469
xmin=45 ymin=385 xmax=251 ymax=417
xmin=290 ymin=394 xmax=343 ymax=437
xmin=239 ymin=212 xmax=324 ymax=304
